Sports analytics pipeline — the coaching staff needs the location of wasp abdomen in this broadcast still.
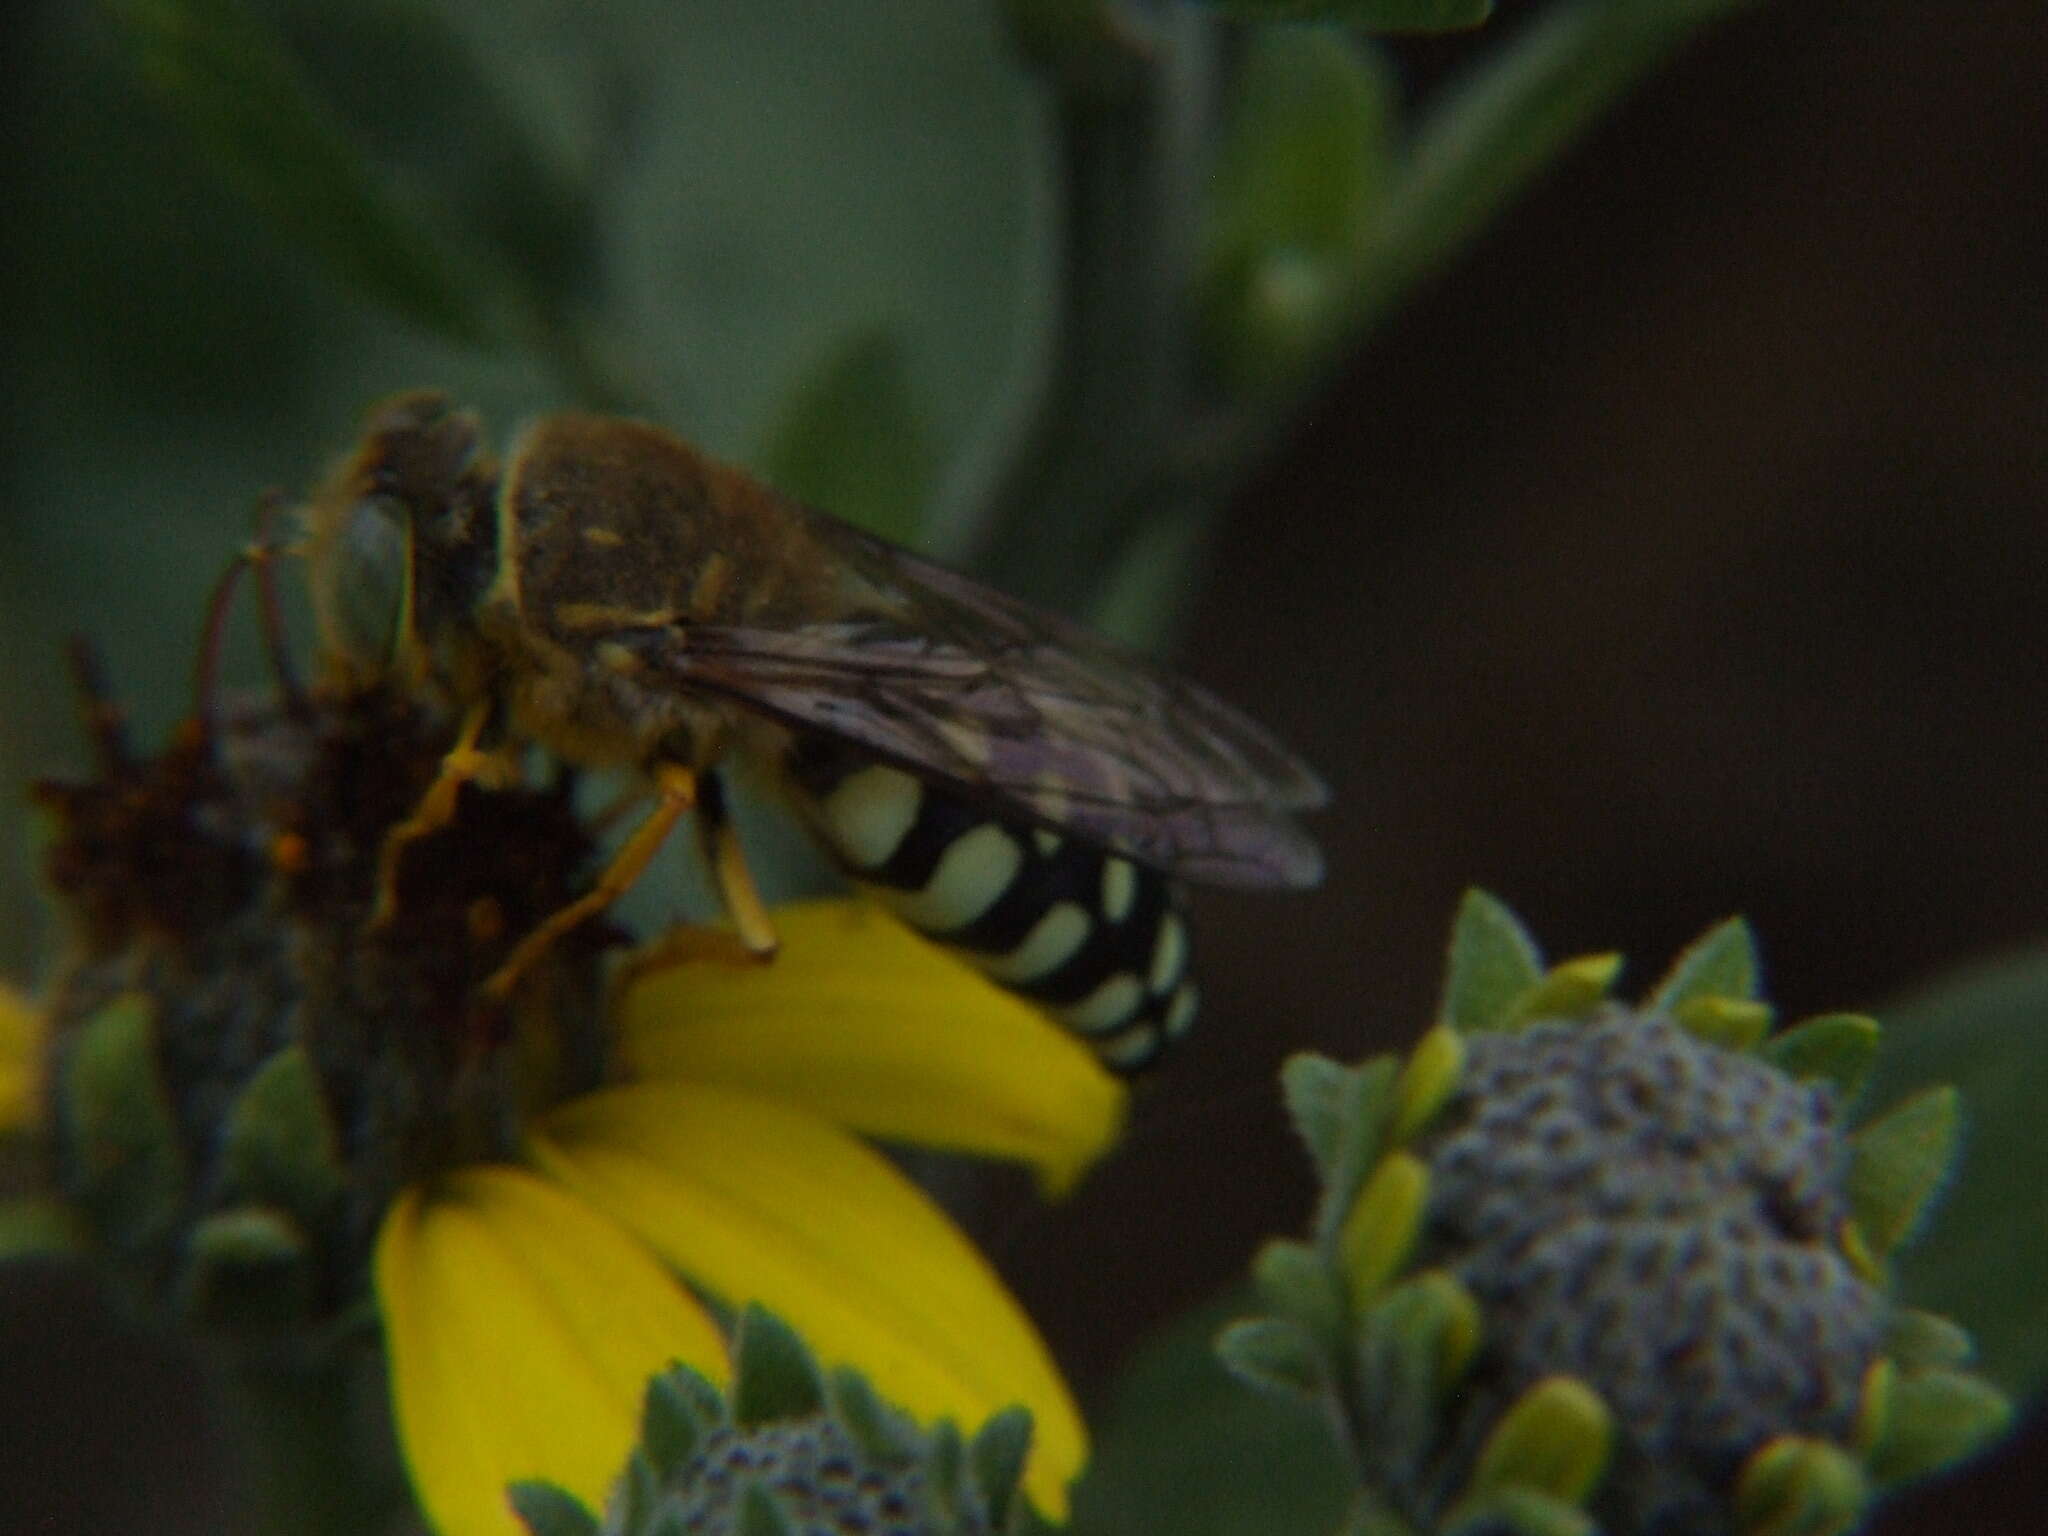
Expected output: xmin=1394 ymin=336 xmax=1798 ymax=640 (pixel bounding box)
xmin=785 ymin=742 xmax=1198 ymax=1072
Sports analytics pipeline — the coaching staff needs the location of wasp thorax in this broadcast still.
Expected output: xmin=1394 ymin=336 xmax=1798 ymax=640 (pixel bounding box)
xmin=36 ymin=679 xmax=615 ymax=1346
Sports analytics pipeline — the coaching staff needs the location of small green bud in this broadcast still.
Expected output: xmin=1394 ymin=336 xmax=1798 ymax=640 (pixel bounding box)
xmin=1508 ymin=953 xmax=1623 ymax=1027
xmin=1734 ymin=1436 xmax=1866 ymax=1536
xmin=1337 ymin=1152 xmax=1428 ymax=1309
xmin=1672 ymin=995 xmax=1774 ymax=1051
xmin=1391 ymin=1026 xmax=1465 ymax=1143
xmin=1462 ymin=1376 xmax=1612 ymax=1509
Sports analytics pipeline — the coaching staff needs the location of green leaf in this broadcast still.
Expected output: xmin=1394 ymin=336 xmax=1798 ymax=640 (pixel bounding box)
xmin=508 ymin=1481 xmax=601 ymax=1536
xmin=1865 ymin=1368 xmax=2012 ymax=1487
xmin=1251 ymin=1240 xmax=1345 ymax=1340
xmin=218 ymin=1045 xmax=344 ymax=1224
xmin=109 ymin=0 xmax=495 ymax=346
xmin=1359 ymin=0 xmax=1758 ymax=327
xmin=1883 ymin=1310 xmax=1976 ymax=1373
xmin=1763 ymin=1013 xmax=1882 ymax=1106
xmin=1198 ymin=0 xmax=1493 ymax=33
xmin=1282 ymin=1053 xmax=1402 ymax=1248
xmin=1069 ymin=1294 xmax=1350 ymax=1536
xmin=175 ymin=1205 xmax=314 ymax=1329
xmin=1847 ymin=1086 xmax=1961 ymax=1258
xmin=1463 ymin=1376 xmax=1611 ymax=1506
xmin=1442 ymin=1487 xmax=1596 ymax=1536
xmin=1200 ymin=28 xmax=1395 ymax=391
xmin=59 ymin=993 xmax=187 ymax=1248
xmin=829 ymin=1366 xmax=919 ymax=1465
xmin=1280 ymin=1053 xmax=1359 ymax=1178
xmin=1733 ymin=1438 xmax=1867 ymax=1536
xmin=760 ymin=328 xmax=931 ymax=545
xmin=0 ymin=1198 xmax=82 ymax=1261
xmin=1441 ymin=889 xmax=1544 ymax=1032
xmin=738 ymin=1481 xmax=799 ymax=1536
xmin=1646 ymin=916 xmax=1759 ymax=1011
xmin=968 ymin=1406 xmax=1033 ymax=1530
xmin=1870 ymin=948 xmax=2048 ymax=1394
xmin=730 ymin=1305 xmax=826 ymax=1425
xmin=1214 ymin=1317 xmax=1327 ymax=1400
xmin=640 ymin=1369 xmax=711 ymax=1479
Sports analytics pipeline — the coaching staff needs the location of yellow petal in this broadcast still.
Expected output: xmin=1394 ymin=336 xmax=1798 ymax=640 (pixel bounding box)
xmin=374 ymin=1165 xmax=727 ymax=1536
xmin=618 ymin=899 xmax=1126 ymax=1198
xmin=0 ymin=984 xmax=44 ymax=1132
xmin=531 ymin=1080 xmax=1087 ymax=1520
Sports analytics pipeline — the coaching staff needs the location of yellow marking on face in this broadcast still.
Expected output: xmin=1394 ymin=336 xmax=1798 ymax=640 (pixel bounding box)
xmin=552 ymin=602 xmax=680 ymax=632
xmin=985 ymin=902 xmax=1090 ymax=984
xmin=689 ymin=552 xmax=735 ymax=619
xmin=1063 ymin=973 xmax=1143 ymax=1035
xmin=597 ymin=642 xmax=642 ymax=676
xmin=580 ymin=526 xmax=626 ymax=548
xmin=1100 ymin=858 xmax=1137 ymax=924
xmin=821 ymin=766 xmax=923 ymax=870
xmin=889 ymin=824 xmax=1021 ymax=933
xmin=1164 ymin=983 xmax=1200 ymax=1039
xmin=1148 ymin=913 xmax=1188 ymax=994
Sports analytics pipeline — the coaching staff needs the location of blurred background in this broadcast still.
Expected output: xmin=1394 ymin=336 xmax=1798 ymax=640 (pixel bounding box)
xmin=2 ymin=1 xmax=2043 ymax=1531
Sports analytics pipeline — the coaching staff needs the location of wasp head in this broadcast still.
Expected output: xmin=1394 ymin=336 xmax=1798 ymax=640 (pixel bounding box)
xmin=307 ymin=391 xmax=501 ymax=690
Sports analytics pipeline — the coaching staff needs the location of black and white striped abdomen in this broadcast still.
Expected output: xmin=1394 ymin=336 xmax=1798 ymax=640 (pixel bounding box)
xmin=783 ymin=737 xmax=1199 ymax=1071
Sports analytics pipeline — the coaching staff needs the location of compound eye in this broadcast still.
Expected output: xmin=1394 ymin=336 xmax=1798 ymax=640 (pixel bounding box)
xmin=316 ymin=493 xmax=413 ymax=674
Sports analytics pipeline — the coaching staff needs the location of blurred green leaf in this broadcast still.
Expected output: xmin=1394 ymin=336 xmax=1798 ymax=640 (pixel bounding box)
xmin=1199 ymin=0 xmax=1493 ymax=32
xmin=1358 ymin=0 xmax=1758 ymax=326
xmin=1847 ymin=1086 xmax=1960 ymax=1259
xmin=508 ymin=1482 xmax=600 ymax=1536
xmin=1200 ymin=28 xmax=1395 ymax=393
xmin=1865 ymin=1368 xmax=2012 ymax=1487
xmin=1071 ymin=1294 xmax=1351 ymax=1536
xmin=1442 ymin=888 xmax=1544 ymax=1032
xmin=760 ymin=329 xmax=932 ymax=544
xmin=1645 ymin=915 xmax=1759 ymax=1011
xmin=1762 ymin=1012 xmax=1882 ymax=1106
xmin=1869 ymin=947 xmax=2048 ymax=1394
xmin=109 ymin=0 xmax=497 ymax=347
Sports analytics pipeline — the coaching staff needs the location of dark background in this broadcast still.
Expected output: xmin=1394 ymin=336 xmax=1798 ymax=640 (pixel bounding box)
xmin=3 ymin=2 xmax=2044 ymax=1531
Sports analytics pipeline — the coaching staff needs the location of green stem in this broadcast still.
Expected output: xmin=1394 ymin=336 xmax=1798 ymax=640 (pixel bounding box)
xmin=211 ymin=1350 xmax=411 ymax=1536
xmin=934 ymin=13 xmax=1219 ymax=617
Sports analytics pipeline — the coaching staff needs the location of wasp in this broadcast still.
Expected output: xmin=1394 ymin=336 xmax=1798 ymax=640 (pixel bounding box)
xmin=303 ymin=392 xmax=1324 ymax=1070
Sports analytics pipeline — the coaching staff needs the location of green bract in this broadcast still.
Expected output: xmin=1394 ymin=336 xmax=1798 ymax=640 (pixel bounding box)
xmin=1227 ymin=893 xmax=2012 ymax=1536
xmin=514 ymin=1306 xmax=1039 ymax=1536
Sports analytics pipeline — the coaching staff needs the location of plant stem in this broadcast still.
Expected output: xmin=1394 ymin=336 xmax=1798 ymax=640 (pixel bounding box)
xmin=211 ymin=1349 xmax=412 ymax=1536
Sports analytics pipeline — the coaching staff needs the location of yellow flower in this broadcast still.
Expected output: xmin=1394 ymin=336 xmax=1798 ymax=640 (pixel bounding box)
xmin=10 ymin=902 xmax=1125 ymax=1535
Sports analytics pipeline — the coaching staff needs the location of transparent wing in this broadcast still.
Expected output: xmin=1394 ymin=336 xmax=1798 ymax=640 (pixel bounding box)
xmin=664 ymin=514 xmax=1326 ymax=889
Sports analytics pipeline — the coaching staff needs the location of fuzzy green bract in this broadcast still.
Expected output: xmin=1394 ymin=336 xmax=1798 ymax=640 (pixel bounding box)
xmin=514 ymin=1306 xmax=1043 ymax=1536
xmin=1215 ymin=894 xmax=2012 ymax=1536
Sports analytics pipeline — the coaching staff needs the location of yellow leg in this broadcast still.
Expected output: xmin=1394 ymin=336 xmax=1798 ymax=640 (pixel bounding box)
xmin=609 ymin=771 xmax=780 ymax=998
xmin=695 ymin=771 xmax=779 ymax=958
xmin=370 ymin=702 xmax=499 ymax=929
xmin=480 ymin=763 xmax=699 ymax=1003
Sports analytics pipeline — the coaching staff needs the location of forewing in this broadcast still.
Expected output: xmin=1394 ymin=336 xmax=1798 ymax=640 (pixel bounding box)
xmin=667 ymin=516 xmax=1326 ymax=888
